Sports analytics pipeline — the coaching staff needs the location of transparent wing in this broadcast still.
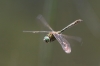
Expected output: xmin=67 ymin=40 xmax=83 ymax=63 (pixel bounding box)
xmin=53 ymin=33 xmax=71 ymax=53
xmin=37 ymin=15 xmax=54 ymax=31
xmin=23 ymin=31 xmax=50 ymax=33
xmin=62 ymin=34 xmax=82 ymax=43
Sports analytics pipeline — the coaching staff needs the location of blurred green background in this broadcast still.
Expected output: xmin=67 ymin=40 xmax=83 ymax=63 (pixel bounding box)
xmin=0 ymin=0 xmax=100 ymax=66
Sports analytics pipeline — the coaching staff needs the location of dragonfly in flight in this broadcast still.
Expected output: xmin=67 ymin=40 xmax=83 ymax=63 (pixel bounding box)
xmin=23 ymin=15 xmax=82 ymax=53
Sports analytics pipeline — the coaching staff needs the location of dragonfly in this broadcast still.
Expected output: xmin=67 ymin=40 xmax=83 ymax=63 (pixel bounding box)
xmin=23 ymin=15 xmax=82 ymax=53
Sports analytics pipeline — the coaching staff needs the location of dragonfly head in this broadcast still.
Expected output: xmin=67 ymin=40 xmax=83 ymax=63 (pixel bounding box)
xmin=43 ymin=36 xmax=50 ymax=43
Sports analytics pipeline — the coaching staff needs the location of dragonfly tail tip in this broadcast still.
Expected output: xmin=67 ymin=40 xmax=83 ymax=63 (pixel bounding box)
xmin=78 ymin=19 xmax=83 ymax=22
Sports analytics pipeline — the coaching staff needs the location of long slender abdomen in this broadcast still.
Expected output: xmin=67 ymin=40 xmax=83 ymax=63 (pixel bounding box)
xmin=59 ymin=19 xmax=82 ymax=33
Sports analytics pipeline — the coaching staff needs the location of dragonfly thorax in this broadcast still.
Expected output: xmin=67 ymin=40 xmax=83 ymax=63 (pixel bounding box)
xmin=43 ymin=32 xmax=56 ymax=43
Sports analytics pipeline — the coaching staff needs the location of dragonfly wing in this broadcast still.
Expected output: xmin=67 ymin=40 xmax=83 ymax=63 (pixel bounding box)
xmin=53 ymin=33 xmax=71 ymax=53
xmin=62 ymin=34 xmax=82 ymax=43
xmin=23 ymin=31 xmax=50 ymax=33
xmin=37 ymin=15 xmax=54 ymax=31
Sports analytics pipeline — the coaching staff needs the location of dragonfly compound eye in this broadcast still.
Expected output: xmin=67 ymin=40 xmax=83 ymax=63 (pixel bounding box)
xmin=43 ymin=36 xmax=50 ymax=43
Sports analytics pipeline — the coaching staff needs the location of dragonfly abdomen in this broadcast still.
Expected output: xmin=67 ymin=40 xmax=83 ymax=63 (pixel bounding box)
xmin=59 ymin=19 xmax=82 ymax=33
